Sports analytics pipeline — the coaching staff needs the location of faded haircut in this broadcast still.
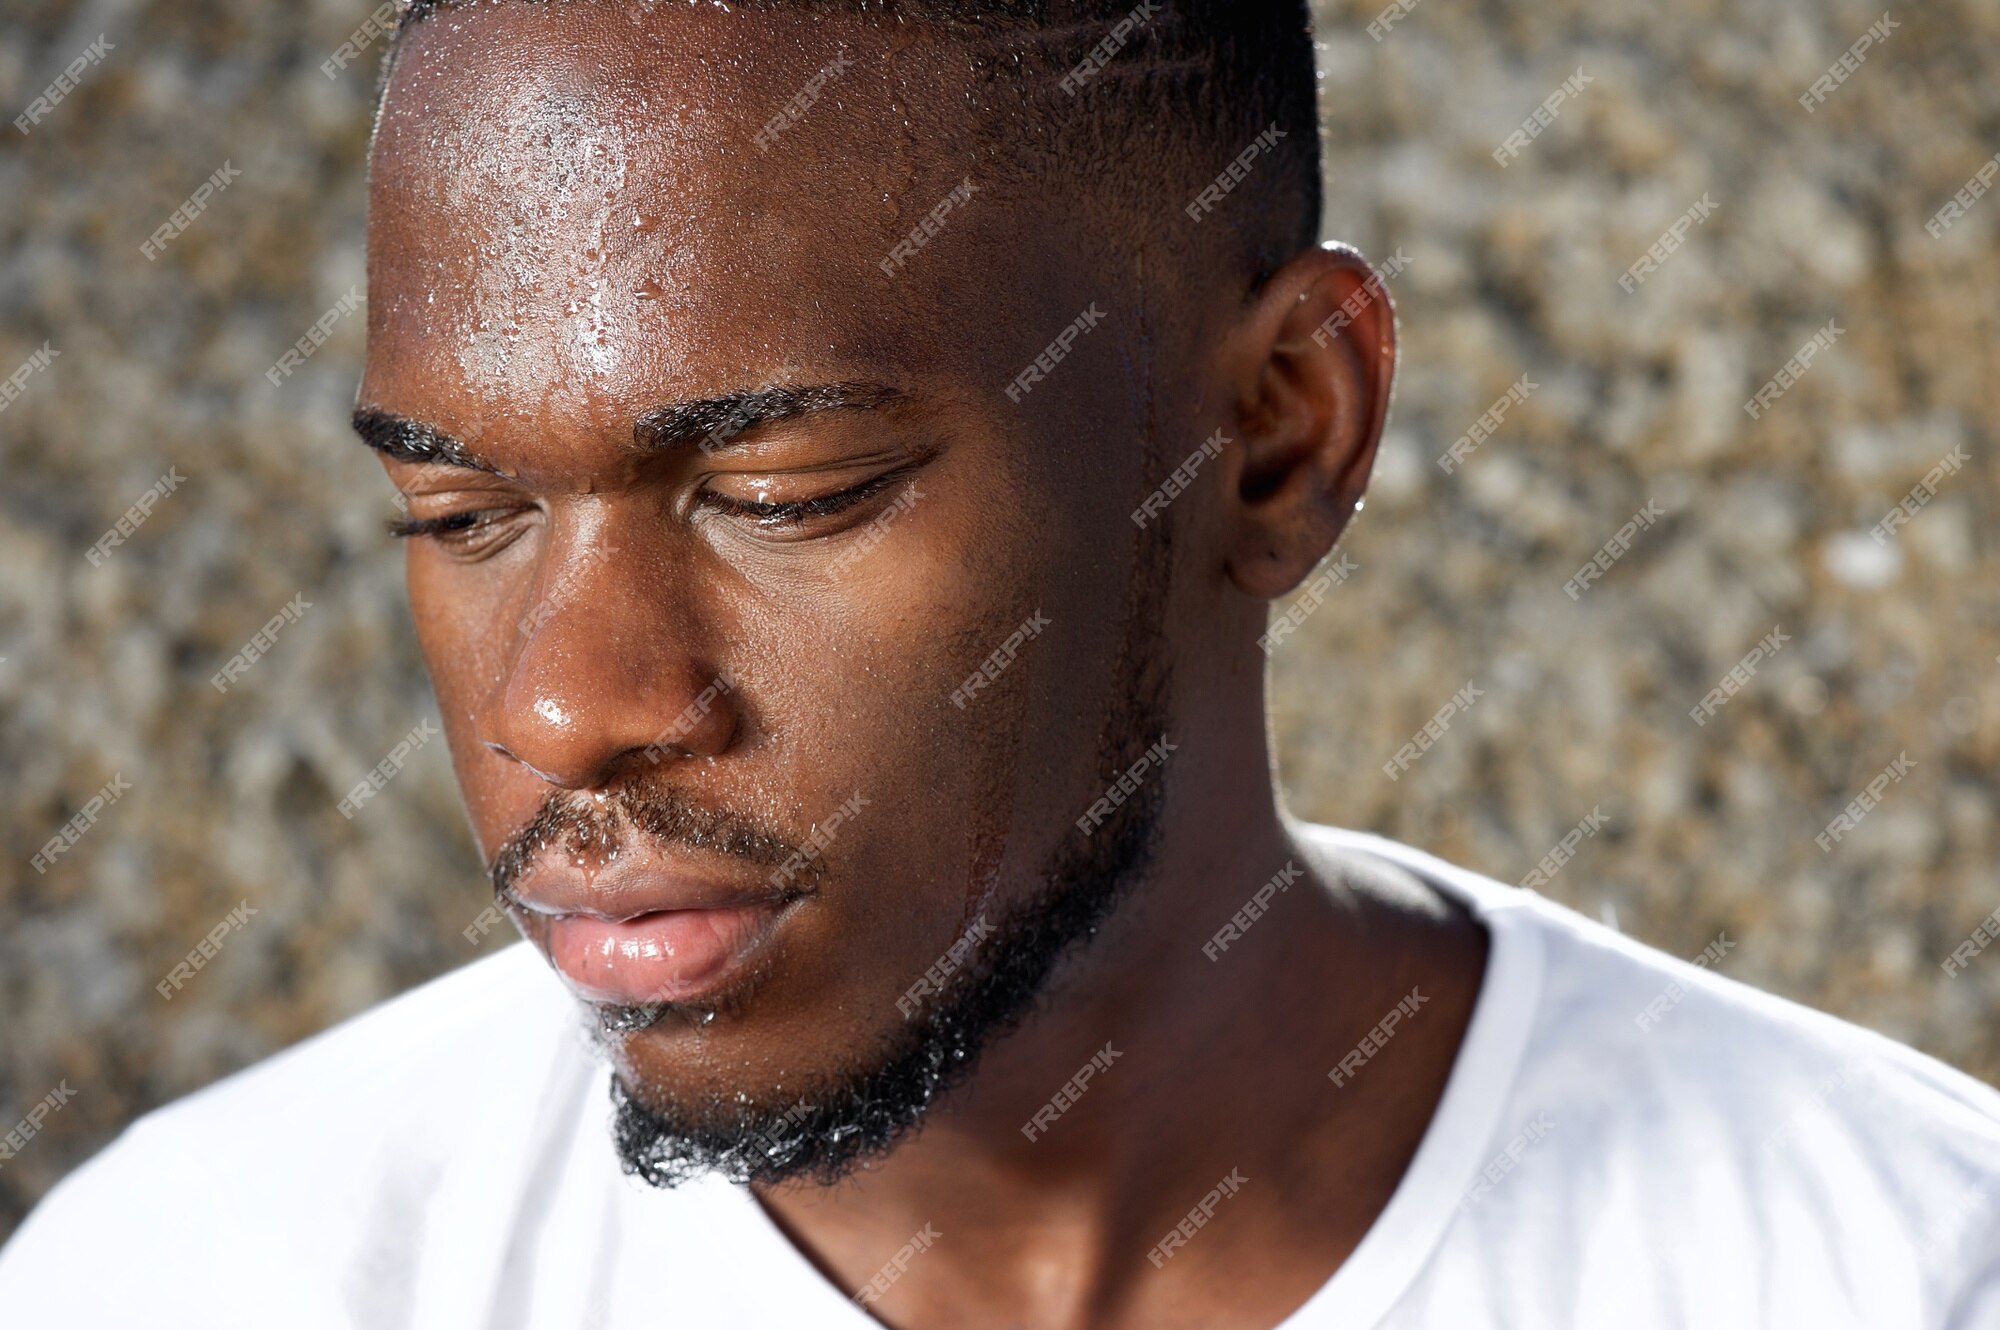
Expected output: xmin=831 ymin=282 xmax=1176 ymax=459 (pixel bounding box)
xmin=382 ymin=0 xmax=1323 ymax=279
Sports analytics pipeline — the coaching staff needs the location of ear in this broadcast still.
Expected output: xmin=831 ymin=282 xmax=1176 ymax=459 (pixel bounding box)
xmin=1217 ymin=242 xmax=1398 ymax=600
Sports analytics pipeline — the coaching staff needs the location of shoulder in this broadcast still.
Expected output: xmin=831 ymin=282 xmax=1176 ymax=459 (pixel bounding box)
xmin=1509 ymin=877 xmax=2000 ymax=1175
xmin=1509 ymin=895 xmax=2000 ymax=1319
xmin=1321 ymin=824 xmax=2000 ymax=1143
xmin=0 ymin=944 xmax=586 ymax=1324
xmin=1316 ymin=826 xmax=2000 ymax=1320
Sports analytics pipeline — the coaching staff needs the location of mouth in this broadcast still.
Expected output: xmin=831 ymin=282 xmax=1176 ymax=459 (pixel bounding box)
xmin=506 ymin=845 xmax=810 ymax=1009
xmin=543 ymin=899 xmax=799 ymax=1007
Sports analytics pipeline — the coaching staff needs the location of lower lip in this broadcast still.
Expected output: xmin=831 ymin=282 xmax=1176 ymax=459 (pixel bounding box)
xmin=546 ymin=903 xmax=788 ymax=1007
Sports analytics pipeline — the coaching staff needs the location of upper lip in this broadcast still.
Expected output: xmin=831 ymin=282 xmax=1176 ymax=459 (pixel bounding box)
xmin=507 ymin=842 xmax=799 ymax=922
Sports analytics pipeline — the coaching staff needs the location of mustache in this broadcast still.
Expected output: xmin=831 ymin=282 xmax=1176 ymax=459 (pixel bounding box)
xmin=487 ymin=781 xmax=813 ymax=905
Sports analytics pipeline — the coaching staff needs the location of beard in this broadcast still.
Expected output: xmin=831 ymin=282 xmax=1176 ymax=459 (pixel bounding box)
xmin=607 ymin=662 xmax=1171 ymax=1188
xmin=487 ymin=485 xmax=1176 ymax=1190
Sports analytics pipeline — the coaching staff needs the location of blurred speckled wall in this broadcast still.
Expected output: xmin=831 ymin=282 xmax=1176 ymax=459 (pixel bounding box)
xmin=2 ymin=0 xmax=1995 ymax=1240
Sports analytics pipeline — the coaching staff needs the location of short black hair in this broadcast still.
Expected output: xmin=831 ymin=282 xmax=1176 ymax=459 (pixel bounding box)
xmin=384 ymin=0 xmax=1324 ymax=274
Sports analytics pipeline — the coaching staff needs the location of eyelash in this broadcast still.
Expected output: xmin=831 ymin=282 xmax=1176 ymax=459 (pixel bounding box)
xmin=386 ymin=469 xmax=909 ymax=543
xmin=385 ymin=511 xmax=486 ymax=540
xmin=695 ymin=469 xmax=907 ymax=526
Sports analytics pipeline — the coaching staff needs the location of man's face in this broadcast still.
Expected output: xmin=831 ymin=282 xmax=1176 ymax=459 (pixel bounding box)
xmin=359 ymin=5 xmax=1215 ymax=1174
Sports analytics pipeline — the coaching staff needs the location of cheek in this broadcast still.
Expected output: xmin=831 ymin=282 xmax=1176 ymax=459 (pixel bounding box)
xmin=727 ymin=519 xmax=1019 ymax=858
xmin=408 ymin=548 xmax=509 ymax=716
xmin=761 ymin=457 xmax=1139 ymax=904
xmin=405 ymin=546 xmax=529 ymax=850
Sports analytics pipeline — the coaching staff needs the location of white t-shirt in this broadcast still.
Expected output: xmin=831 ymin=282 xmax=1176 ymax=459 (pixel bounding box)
xmin=5 ymin=825 xmax=1999 ymax=1328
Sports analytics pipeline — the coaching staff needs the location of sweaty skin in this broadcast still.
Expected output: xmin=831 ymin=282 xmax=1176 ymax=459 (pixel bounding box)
xmin=359 ymin=6 xmax=1487 ymax=1329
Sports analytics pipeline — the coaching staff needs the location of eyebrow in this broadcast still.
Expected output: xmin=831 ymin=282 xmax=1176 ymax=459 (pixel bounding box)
xmin=351 ymin=407 xmax=506 ymax=474
xmin=351 ymin=382 xmax=904 ymax=472
xmin=635 ymin=382 xmax=903 ymax=453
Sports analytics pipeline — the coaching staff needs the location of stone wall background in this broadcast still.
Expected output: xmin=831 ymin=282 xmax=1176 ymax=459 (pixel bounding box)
xmin=1 ymin=0 xmax=1995 ymax=1241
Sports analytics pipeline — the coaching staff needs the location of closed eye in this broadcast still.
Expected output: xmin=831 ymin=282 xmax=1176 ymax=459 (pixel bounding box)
xmin=384 ymin=507 xmax=532 ymax=560
xmin=386 ymin=511 xmax=492 ymax=540
xmin=697 ymin=468 xmax=912 ymax=528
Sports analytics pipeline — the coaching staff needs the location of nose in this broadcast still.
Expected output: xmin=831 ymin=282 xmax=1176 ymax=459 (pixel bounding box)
xmin=475 ymin=528 xmax=739 ymax=790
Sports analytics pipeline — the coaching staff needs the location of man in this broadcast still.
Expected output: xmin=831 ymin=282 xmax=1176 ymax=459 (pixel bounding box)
xmin=5 ymin=2 xmax=1997 ymax=1326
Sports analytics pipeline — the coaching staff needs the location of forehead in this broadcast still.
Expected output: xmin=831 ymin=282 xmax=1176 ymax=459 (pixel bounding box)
xmin=363 ymin=3 xmax=1078 ymax=440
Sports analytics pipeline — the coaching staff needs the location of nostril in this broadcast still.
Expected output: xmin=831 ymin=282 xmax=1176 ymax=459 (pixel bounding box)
xmin=483 ymin=739 xmax=566 ymax=786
